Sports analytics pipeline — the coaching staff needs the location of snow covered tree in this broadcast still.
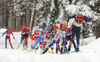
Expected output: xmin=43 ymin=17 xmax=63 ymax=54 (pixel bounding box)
xmin=0 ymin=0 xmax=99 ymax=34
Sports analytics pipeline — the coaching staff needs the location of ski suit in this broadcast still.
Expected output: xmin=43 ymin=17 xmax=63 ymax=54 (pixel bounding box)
xmin=43 ymin=32 xmax=51 ymax=49
xmin=31 ymin=30 xmax=40 ymax=47
xmin=50 ymin=25 xmax=58 ymax=49
xmin=32 ymin=28 xmax=48 ymax=49
xmin=69 ymin=14 xmax=91 ymax=51
xmin=43 ymin=23 xmax=68 ymax=54
xmin=21 ymin=25 xmax=30 ymax=47
xmin=2 ymin=29 xmax=15 ymax=48
xmin=65 ymin=27 xmax=76 ymax=52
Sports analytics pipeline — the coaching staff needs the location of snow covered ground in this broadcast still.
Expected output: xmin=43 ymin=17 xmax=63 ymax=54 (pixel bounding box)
xmin=0 ymin=28 xmax=100 ymax=62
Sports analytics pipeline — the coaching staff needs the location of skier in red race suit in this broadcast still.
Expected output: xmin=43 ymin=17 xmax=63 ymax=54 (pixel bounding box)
xmin=21 ymin=25 xmax=30 ymax=49
xmin=31 ymin=29 xmax=40 ymax=48
xmin=43 ymin=32 xmax=50 ymax=49
xmin=31 ymin=26 xmax=48 ymax=52
xmin=2 ymin=28 xmax=15 ymax=49
xmin=59 ymin=21 xmax=68 ymax=54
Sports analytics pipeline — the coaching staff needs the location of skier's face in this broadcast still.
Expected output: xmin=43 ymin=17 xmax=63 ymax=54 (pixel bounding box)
xmin=26 ymin=27 xmax=29 ymax=29
xmin=36 ymin=30 xmax=38 ymax=32
xmin=47 ymin=33 xmax=50 ymax=36
xmin=63 ymin=23 xmax=67 ymax=27
xmin=78 ymin=11 xmax=83 ymax=15
xmin=8 ymin=29 xmax=10 ymax=31
xmin=56 ymin=22 xmax=60 ymax=27
xmin=45 ymin=27 xmax=48 ymax=30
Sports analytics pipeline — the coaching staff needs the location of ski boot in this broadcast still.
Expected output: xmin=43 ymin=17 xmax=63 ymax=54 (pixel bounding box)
xmin=35 ymin=46 xmax=39 ymax=53
xmin=60 ymin=47 xmax=64 ymax=54
xmin=64 ymin=46 xmax=67 ymax=53
xmin=67 ymin=46 xmax=71 ymax=53
xmin=11 ymin=46 xmax=14 ymax=49
xmin=51 ymin=48 xmax=54 ymax=54
xmin=56 ymin=47 xmax=58 ymax=54
xmin=42 ymin=47 xmax=49 ymax=54
xmin=5 ymin=45 xmax=7 ymax=49
xmin=76 ymin=48 xmax=80 ymax=52
xmin=23 ymin=46 xmax=26 ymax=51
xmin=25 ymin=46 xmax=28 ymax=51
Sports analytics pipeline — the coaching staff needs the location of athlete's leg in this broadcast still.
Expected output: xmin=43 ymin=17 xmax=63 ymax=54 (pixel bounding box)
xmin=76 ymin=27 xmax=81 ymax=51
xmin=25 ymin=36 xmax=28 ymax=47
xmin=8 ymin=36 xmax=13 ymax=49
xmin=5 ymin=36 xmax=8 ymax=48
xmin=33 ymin=36 xmax=42 ymax=48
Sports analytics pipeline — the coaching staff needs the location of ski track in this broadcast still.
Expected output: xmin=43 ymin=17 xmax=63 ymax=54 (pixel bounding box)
xmin=0 ymin=30 xmax=100 ymax=62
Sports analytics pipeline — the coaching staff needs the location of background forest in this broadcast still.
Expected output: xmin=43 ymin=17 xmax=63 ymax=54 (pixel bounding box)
xmin=0 ymin=0 xmax=100 ymax=38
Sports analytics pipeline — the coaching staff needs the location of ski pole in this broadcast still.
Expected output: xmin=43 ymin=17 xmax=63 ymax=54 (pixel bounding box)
xmin=81 ymin=22 xmax=88 ymax=46
xmin=16 ymin=43 xmax=21 ymax=49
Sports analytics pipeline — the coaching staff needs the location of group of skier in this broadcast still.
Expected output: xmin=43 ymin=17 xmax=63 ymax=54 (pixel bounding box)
xmin=1 ymin=8 xmax=91 ymax=54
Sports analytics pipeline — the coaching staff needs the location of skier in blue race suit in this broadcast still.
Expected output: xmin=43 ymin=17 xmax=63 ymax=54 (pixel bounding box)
xmin=67 ymin=8 xmax=91 ymax=52
xmin=32 ymin=26 xmax=48 ymax=49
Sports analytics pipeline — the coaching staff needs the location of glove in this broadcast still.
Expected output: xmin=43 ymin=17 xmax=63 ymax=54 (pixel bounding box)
xmin=13 ymin=37 xmax=15 ymax=39
xmin=21 ymin=34 xmax=23 ymax=37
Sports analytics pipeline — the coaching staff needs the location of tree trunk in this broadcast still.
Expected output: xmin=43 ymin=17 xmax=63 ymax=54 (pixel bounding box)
xmin=29 ymin=0 xmax=37 ymax=30
xmin=26 ymin=8 xmax=31 ymax=26
xmin=4 ymin=0 xmax=7 ymax=28
xmin=96 ymin=23 xmax=100 ymax=39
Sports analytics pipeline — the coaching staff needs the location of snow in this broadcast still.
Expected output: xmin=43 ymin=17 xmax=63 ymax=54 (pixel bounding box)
xmin=50 ymin=0 xmax=55 ymax=11
xmin=89 ymin=0 xmax=95 ymax=6
xmin=65 ymin=4 xmax=93 ymax=17
xmin=0 ymin=0 xmax=100 ymax=61
xmin=76 ymin=0 xmax=83 ymax=5
xmin=58 ymin=4 xmax=64 ymax=19
xmin=0 ymin=28 xmax=7 ymax=33
xmin=64 ymin=4 xmax=100 ymax=21
xmin=89 ymin=0 xmax=98 ymax=6
xmin=0 ymin=29 xmax=100 ymax=62
xmin=35 ymin=1 xmax=43 ymax=10
xmin=65 ymin=5 xmax=78 ymax=15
